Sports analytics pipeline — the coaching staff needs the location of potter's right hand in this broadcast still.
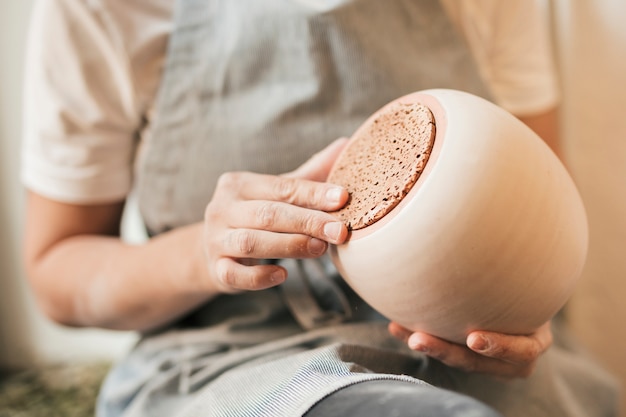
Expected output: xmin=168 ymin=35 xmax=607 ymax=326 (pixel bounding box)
xmin=201 ymin=138 xmax=350 ymax=293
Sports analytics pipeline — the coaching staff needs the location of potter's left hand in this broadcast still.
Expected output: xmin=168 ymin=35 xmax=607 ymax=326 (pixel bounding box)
xmin=388 ymin=321 xmax=553 ymax=379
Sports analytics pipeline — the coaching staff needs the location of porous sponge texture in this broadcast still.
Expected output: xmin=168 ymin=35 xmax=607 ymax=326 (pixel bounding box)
xmin=328 ymin=102 xmax=436 ymax=230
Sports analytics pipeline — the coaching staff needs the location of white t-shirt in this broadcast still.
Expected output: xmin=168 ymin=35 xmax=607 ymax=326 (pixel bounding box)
xmin=21 ymin=0 xmax=559 ymax=204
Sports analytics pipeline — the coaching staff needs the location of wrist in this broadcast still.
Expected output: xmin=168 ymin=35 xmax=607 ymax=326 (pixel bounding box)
xmin=187 ymin=222 xmax=221 ymax=296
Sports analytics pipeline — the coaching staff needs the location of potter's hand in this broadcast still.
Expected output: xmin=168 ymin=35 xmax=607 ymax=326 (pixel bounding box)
xmin=201 ymin=138 xmax=350 ymax=293
xmin=388 ymin=321 xmax=553 ymax=379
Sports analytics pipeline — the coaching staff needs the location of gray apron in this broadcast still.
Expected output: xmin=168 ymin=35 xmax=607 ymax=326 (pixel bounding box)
xmin=98 ymin=0 xmax=619 ymax=416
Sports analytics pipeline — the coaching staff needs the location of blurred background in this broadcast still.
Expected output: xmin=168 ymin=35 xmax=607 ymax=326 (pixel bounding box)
xmin=0 ymin=1 xmax=137 ymax=370
xmin=1 ymin=0 xmax=625 ymax=414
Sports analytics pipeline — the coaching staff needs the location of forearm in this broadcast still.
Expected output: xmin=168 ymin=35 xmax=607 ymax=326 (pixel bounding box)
xmin=27 ymin=222 xmax=216 ymax=331
xmin=24 ymin=141 xmax=350 ymax=332
xmin=517 ymin=107 xmax=562 ymax=160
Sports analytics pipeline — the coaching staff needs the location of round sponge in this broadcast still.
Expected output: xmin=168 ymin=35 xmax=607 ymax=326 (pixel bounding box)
xmin=328 ymin=102 xmax=436 ymax=230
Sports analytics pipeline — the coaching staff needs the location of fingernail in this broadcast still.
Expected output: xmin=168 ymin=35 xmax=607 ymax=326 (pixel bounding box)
xmin=308 ymin=238 xmax=327 ymax=255
xmin=270 ymin=269 xmax=286 ymax=284
xmin=326 ymin=187 xmax=344 ymax=204
xmin=470 ymin=334 xmax=490 ymax=352
xmin=408 ymin=335 xmax=428 ymax=353
xmin=323 ymin=222 xmax=344 ymax=242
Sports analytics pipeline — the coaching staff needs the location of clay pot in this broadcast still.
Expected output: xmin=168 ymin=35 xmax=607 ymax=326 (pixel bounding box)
xmin=328 ymin=89 xmax=587 ymax=344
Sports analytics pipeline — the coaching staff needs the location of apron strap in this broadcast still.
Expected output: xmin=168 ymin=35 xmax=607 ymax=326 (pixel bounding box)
xmin=280 ymin=258 xmax=353 ymax=330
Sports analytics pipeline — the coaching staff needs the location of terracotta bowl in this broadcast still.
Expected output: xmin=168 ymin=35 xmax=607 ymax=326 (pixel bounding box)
xmin=328 ymin=89 xmax=588 ymax=344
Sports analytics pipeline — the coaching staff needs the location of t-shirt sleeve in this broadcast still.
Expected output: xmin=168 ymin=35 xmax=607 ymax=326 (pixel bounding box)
xmin=21 ymin=0 xmax=140 ymax=204
xmin=484 ymin=0 xmax=560 ymax=115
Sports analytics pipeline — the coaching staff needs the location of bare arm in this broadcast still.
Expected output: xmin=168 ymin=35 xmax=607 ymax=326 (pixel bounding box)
xmin=23 ymin=193 xmax=213 ymax=331
xmin=517 ymin=106 xmax=562 ymax=160
xmin=23 ymin=139 xmax=349 ymax=332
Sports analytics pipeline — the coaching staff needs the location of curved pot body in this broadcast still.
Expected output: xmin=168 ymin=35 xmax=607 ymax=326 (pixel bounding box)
xmin=329 ymin=89 xmax=588 ymax=344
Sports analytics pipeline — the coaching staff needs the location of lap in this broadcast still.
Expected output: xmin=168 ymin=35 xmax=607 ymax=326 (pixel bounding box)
xmin=305 ymin=379 xmax=503 ymax=417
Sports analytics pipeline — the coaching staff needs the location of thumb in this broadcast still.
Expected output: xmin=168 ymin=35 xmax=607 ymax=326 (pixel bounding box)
xmin=284 ymin=137 xmax=349 ymax=182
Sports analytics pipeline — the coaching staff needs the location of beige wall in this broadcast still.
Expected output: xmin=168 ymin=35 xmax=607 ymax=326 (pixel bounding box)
xmin=0 ymin=0 xmax=38 ymax=369
xmin=0 ymin=1 xmax=135 ymax=369
xmin=552 ymin=0 xmax=626 ymax=414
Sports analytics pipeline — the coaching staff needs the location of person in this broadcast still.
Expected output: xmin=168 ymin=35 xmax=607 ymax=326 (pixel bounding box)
xmin=20 ymin=0 xmax=618 ymax=416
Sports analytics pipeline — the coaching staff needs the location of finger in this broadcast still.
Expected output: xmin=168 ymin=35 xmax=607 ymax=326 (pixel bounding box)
xmin=388 ymin=321 xmax=413 ymax=343
xmin=221 ymin=228 xmax=338 ymax=260
xmin=409 ymin=332 xmax=533 ymax=378
xmin=285 ymin=137 xmax=350 ymax=182
xmin=214 ymin=257 xmax=287 ymax=292
xmin=226 ymin=200 xmax=347 ymax=244
xmin=217 ymin=171 xmax=348 ymax=212
xmin=466 ymin=322 xmax=553 ymax=366
xmin=408 ymin=332 xmax=473 ymax=361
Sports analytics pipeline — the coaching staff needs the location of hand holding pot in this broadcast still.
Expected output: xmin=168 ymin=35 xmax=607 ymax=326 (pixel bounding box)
xmin=389 ymin=321 xmax=553 ymax=378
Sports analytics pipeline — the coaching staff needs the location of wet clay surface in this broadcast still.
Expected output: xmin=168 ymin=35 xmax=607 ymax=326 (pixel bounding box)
xmin=328 ymin=102 xmax=436 ymax=230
